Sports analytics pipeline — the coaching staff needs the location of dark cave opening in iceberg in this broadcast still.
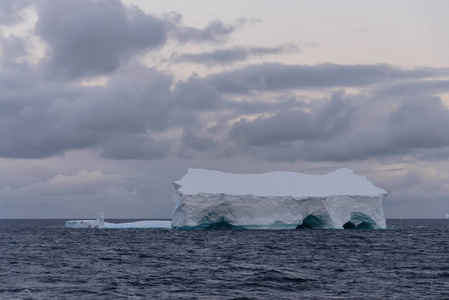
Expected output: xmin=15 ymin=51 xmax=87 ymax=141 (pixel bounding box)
xmin=296 ymin=215 xmax=327 ymax=229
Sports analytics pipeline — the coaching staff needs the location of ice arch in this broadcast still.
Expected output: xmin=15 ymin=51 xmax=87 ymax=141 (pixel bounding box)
xmin=342 ymin=212 xmax=378 ymax=229
xmin=296 ymin=214 xmax=332 ymax=229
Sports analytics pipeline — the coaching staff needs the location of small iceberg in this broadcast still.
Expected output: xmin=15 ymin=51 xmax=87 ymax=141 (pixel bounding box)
xmin=65 ymin=213 xmax=172 ymax=229
xmin=103 ymin=220 xmax=172 ymax=229
xmin=65 ymin=212 xmax=105 ymax=228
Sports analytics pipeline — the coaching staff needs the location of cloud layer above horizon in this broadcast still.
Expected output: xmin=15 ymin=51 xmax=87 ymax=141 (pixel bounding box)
xmin=1 ymin=0 xmax=449 ymax=218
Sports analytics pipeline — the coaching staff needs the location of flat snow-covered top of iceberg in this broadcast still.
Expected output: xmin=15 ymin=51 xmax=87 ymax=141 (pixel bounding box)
xmin=174 ymin=168 xmax=386 ymax=197
xmin=104 ymin=220 xmax=171 ymax=229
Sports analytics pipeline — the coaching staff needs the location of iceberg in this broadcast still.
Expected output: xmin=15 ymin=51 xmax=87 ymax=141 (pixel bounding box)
xmin=172 ymin=168 xmax=387 ymax=229
xmin=65 ymin=213 xmax=172 ymax=229
xmin=65 ymin=212 xmax=105 ymax=228
xmin=103 ymin=220 xmax=172 ymax=229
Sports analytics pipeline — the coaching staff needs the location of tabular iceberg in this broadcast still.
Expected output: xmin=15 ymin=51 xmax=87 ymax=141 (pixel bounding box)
xmin=65 ymin=213 xmax=172 ymax=229
xmin=172 ymin=168 xmax=387 ymax=229
xmin=103 ymin=220 xmax=172 ymax=229
xmin=65 ymin=212 xmax=105 ymax=228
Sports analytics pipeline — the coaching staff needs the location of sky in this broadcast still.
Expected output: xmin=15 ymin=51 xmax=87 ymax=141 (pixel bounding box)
xmin=1 ymin=0 xmax=449 ymax=219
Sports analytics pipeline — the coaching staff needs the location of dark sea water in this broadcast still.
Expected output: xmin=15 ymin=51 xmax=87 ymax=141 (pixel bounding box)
xmin=1 ymin=219 xmax=449 ymax=299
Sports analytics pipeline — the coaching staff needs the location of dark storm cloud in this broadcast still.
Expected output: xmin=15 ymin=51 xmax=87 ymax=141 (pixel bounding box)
xmin=206 ymin=63 xmax=446 ymax=93
xmin=0 ymin=0 xmax=29 ymax=25
xmin=173 ymin=44 xmax=299 ymax=65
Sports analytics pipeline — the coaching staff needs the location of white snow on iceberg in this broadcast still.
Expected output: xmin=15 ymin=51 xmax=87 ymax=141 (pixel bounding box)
xmin=65 ymin=212 xmax=105 ymax=228
xmin=172 ymin=168 xmax=387 ymax=229
xmin=65 ymin=213 xmax=171 ymax=229
xmin=103 ymin=220 xmax=172 ymax=229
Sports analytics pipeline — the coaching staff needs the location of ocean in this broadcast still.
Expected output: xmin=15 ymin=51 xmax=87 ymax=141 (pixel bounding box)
xmin=1 ymin=219 xmax=449 ymax=299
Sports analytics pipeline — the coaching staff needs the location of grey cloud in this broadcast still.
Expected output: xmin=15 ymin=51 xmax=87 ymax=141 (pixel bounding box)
xmin=174 ymin=44 xmax=299 ymax=65
xmin=2 ymin=9 xmax=449 ymax=166
xmin=36 ymin=0 xmax=167 ymax=79
xmin=34 ymin=1 xmax=245 ymax=79
xmin=385 ymin=96 xmax=449 ymax=148
xmin=373 ymin=79 xmax=449 ymax=99
xmin=172 ymin=76 xmax=221 ymax=110
xmin=0 ymin=35 xmax=29 ymax=70
xmin=224 ymin=91 xmax=449 ymax=163
xmin=298 ymin=131 xmax=401 ymax=162
xmin=181 ymin=130 xmax=220 ymax=153
xmin=171 ymin=18 xmax=246 ymax=44
xmin=167 ymin=76 xmax=225 ymax=130
xmin=100 ymin=134 xmax=171 ymax=160
xmin=1 ymin=56 xmax=449 ymax=162
xmin=385 ymin=194 xmax=449 ymax=219
xmin=226 ymin=128 xmax=396 ymax=163
xmin=2 ymin=1 xmax=449 ymax=219
xmin=78 ymin=64 xmax=174 ymax=133
xmin=28 ymin=170 xmax=124 ymax=196
xmin=230 ymin=110 xmax=315 ymax=147
xmin=415 ymin=147 xmax=449 ymax=160
xmin=229 ymin=93 xmax=354 ymax=147
xmin=0 ymin=61 xmax=175 ymax=159
xmin=206 ymin=63 xmax=446 ymax=93
xmin=0 ymin=35 xmax=35 ymax=77
xmin=0 ymin=0 xmax=30 ymax=25
xmin=0 ymin=89 xmax=100 ymax=158
xmin=0 ymin=58 xmax=222 ymax=159
xmin=223 ymin=96 xmax=305 ymax=118
xmin=0 ymin=36 xmax=37 ymax=88
xmin=60 ymin=65 xmax=179 ymax=159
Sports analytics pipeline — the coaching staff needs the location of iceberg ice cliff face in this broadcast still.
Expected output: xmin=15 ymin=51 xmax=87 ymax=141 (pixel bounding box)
xmin=172 ymin=168 xmax=387 ymax=229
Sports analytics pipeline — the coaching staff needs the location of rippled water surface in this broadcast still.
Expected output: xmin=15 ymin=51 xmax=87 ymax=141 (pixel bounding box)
xmin=1 ymin=219 xmax=449 ymax=299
